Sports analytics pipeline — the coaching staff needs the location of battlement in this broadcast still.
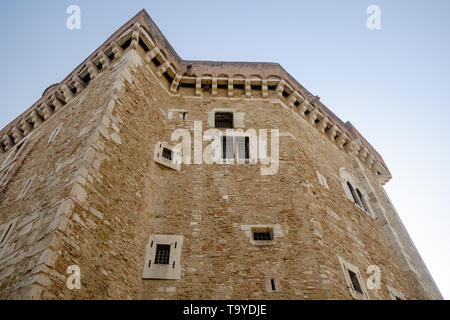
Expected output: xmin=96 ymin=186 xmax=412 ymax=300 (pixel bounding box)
xmin=0 ymin=9 xmax=391 ymax=185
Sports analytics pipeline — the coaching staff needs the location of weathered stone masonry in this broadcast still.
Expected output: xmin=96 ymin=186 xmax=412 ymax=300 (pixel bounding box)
xmin=0 ymin=9 xmax=443 ymax=299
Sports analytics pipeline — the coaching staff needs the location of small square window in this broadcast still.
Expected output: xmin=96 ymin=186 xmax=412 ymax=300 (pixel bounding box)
xmin=253 ymin=231 xmax=272 ymax=241
xmin=162 ymin=148 xmax=173 ymax=161
xmin=241 ymin=224 xmax=283 ymax=246
xmin=154 ymin=244 xmax=171 ymax=265
xmin=215 ymin=113 xmax=233 ymax=129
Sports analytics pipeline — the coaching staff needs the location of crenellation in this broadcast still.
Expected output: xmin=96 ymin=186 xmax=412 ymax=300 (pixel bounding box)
xmin=20 ymin=119 xmax=33 ymax=137
xmin=39 ymin=103 xmax=54 ymax=120
xmin=1 ymin=134 xmax=13 ymax=152
xmin=156 ymin=61 xmax=170 ymax=77
xmin=99 ymin=51 xmax=111 ymax=69
xmin=111 ymin=41 xmax=123 ymax=60
xmin=145 ymin=46 xmax=160 ymax=64
xmin=60 ymin=85 xmax=74 ymax=103
xmin=86 ymin=61 xmax=99 ymax=80
xmin=52 ymin=94 xmax=64 ymax=112
xmin=29 ymin=110 xmax=43 ymax=128
xmin=10 ymin=127 xmax=23 ymax=144
xmin=130 ymin=23 xmax=140 ymax=50
xmin=245 ymin=78 xmax=252 ymax=98
xmin=227 ymin=78 xmax=234 ymax=97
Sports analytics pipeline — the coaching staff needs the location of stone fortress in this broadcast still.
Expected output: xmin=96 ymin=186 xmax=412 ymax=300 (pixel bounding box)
xmin=0 ymin=10 xmax=443 ymax=299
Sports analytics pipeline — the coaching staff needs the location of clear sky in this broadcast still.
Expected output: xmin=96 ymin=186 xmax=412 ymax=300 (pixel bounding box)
xmin=0 ymin=0 xmax=449 ymax=299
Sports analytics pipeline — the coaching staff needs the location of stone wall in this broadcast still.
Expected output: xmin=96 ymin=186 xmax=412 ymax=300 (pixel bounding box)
xmin=0 ymin=31 xmax=442 ymax=299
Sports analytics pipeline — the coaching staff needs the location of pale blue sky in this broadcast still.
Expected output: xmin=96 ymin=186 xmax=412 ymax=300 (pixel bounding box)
xmin=0 ymin=0 xmax=449 ymax=299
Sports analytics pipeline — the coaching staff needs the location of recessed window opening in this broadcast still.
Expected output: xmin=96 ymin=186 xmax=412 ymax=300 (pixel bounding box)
xmin=282 ymin=90 xmax=289 ymax=98
xmin=162 ymin=148 xmax=173 ymax=161
xmin=154 ymin=244 xmax=171 ymax=265
xmin=180 ymin=82 xmax=195 ymax=88
xmin=236 ymin=136 xmax=250 ymax=161
xmin=81 ymin=73 xmax=91 ymax=84
xmin=253 ymin=230 xmax=272 ymax=241
xmin=270 ymin=279 xmax=276 ymax=291
xmin=96 ymin=63 xmax=103 ymax=70
xmin=217 ymin=84 xmax=228 ymax=89
xmin=268 ymin=85 xmax=277 ymax=91
xmin=222 ymin=136 xmax=235 ymax=160
xmin=356 ymin=189 xmax=371 ymax=213
xmin=151 ymin=57 xmax=161 ymax=67
xmin=120 ymin=38 xmax=132 ymax=50
xmin=215 ymin=113 xmax=233 ymax=129
xmin=139 ymin=38 xmax=149 ymax=52
xmin=234 ymin=84 xmax=245 ymax=90
xmin=163 ymin=72 xmax=174 ymax=83
xmin=108 ymin=53 xmax=115 ymax=61
xmin=304 ymin=110 xmax=310 ymax=116
xmin=251 ymin=85 xmax=262 ymax=91
xmin=348 ymin=270 xmax=363 ymax=294
xmin=347 ymin=182 xmax=361 ymax=206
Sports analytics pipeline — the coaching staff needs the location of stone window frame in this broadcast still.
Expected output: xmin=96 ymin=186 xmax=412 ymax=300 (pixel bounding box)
xmin=167 ymin=109 xmax=188 ymax=121
xmin=142 ymin=234 xmax=184 ymax=280
xmin=241 ymin=224 xmax=284 ymax=246
xmin=0 ymin=138 xmax=28 ymax=171
xmin=386 ymin=284 xmax=405 ymax=300
xmin=339 ymin=167 xmax=374 ymax=218
xmin=337 ymin=255 xmax=370 ymax=300
xmin=0 ymin=164 xmax=12 ymax=187
xmin=17 ymin=175 xmax=36 ymax=200
xmin=48 ymin=125 xmax=63 ymax=143
xmin=215 ymin=130 xmax=258 ymax=165
xmin=0 ymin=217 xmax=18 ymax=248
xmin=265 ymin=278 xmax=281 ymax=293
xmin=154 ymin=141 xmax=182 ymax=171
xmin=316 ymin=171 xmax=329 ymax=189
xmin=207 ymin=108 xmax=246 ymax=129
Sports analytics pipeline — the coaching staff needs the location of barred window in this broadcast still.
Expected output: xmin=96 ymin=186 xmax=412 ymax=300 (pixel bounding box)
xmin=162 ymin=148 xmax=173 ymax=161
xmin=253 ymin=231 xmax=272 ymax=241
xmin=154 ymin=244 xmax=171 ymax=265
xmin=215 ymin=113 xmax=233 ymax=128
